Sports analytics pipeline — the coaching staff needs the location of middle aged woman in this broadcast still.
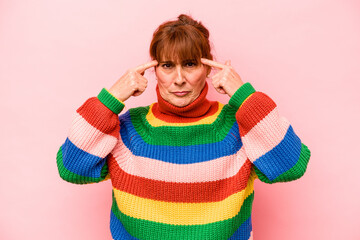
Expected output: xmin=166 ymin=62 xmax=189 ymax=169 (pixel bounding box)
xmin=57 ymin=14 xmax=311 ymax=240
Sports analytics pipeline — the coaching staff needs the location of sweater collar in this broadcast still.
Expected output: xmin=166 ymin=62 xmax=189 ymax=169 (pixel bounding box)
xmin=155 ymin=82 xmax=212 ymax=118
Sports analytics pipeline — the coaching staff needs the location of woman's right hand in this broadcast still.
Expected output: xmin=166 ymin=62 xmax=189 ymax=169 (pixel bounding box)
xmin=108 ymin=60 xmax=158 ymax=102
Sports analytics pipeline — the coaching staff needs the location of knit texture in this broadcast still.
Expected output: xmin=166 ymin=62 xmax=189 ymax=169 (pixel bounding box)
xmin=56 ymin=82 xmax=311 ymax=239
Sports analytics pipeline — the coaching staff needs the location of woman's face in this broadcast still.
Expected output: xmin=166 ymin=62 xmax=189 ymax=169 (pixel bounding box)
xmin=155 ymin=58 xmax=208 ymax=107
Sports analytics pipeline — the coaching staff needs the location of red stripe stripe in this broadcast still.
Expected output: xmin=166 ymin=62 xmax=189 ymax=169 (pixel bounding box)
xmin=236 ymin=92 xmax=276 ymax=136
xmin=151 ymin=102 xmax=219 ymax=123
xmin=108 ymin=155 xmax=253 ymax=203
xmin=77 ymin=97 xmax=120 ymax=138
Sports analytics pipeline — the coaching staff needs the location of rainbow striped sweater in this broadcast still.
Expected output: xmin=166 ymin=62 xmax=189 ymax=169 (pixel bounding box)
xmin=56 ymin=82 xmax=311 ymax=240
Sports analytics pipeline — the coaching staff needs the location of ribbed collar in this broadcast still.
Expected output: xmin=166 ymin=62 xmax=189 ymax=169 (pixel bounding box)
xmin=155 ymin=82 xmax=212 ymax=118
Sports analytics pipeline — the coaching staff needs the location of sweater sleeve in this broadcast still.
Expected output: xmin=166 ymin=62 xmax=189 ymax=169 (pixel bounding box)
xmin=56 ymin=88 xmax=125 ymax=184
xmin=229 ymin=82 xmax=311 ymax=184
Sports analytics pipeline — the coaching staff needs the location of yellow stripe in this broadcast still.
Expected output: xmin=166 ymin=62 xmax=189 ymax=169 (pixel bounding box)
xmin=146 ymin=102 xmax=224 ymax=127
xmin=104 ymin=88 xmax=125 ymax=105
xmin=239 ymin=93 xmax=253 ymax=108
xmin=113 ymin=170 xmax=256 ymax=225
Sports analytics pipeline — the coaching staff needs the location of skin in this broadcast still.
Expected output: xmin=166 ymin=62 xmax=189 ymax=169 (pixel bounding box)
xmin=200 ymin=58 xmax=244 ymax=97
xmin=108 ymin=60 xmax=158 ymax=102
xmin=108 ymin=58 xmax=244 ymax=106
xmin=155 ymin=58 xmax=208 ymax=107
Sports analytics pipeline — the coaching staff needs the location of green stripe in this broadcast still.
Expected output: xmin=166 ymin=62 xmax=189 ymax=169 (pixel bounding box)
xmin=128 ymin=83 xmax=256 ymax=146
xmin=97 ymin=88 xmax=125 ymax=115
xmin=111 ymin=191 xmax=254 ymax=240
xmin=228 ymin=82 xmax=256 ymax=109
xmin=255 ymin=143 xmax=311 ymax=184
xmin=129 ymin=104 xmax=237 ymax=146
xmin=56 ymin=146 xmax=109 ymax=184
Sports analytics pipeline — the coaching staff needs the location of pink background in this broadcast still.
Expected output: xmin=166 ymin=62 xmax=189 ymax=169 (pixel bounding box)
xmin=1 ymin=0 xmax=359 ymax=239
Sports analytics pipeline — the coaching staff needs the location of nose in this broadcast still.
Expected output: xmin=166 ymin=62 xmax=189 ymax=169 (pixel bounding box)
xmin=174 ymin=66 xmax=185 ymax=85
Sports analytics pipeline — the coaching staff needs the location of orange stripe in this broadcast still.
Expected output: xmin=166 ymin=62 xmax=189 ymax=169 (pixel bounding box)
xmin=108 ymin=155 xmax=253 ymax=203
xmin=76 ymin=97 xmax=120 ymax=138
xmin=236 ymin=92 xmax=276 ymax=136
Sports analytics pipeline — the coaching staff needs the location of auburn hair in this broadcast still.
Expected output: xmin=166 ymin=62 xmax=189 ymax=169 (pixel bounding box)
xmin=149 ymin=14 xmax=213 ymax=67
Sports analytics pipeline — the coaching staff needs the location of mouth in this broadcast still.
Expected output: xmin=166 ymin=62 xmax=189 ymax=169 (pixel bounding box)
xmin=172 ymin=91 xmax=190 ymax=97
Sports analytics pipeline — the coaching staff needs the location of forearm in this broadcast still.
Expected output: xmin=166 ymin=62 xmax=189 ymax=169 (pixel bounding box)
xmin=56 ymin=88 xmax=125 ymax=184
xmin=230 ymin=83 xmax=311 ymax=183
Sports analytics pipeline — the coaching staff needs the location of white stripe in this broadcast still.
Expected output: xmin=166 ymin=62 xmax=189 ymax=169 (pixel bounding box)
xmin=241 ymin=107 xmax=290 ymax=162
xmin=68 ymin=112 xmax=118 ymax=158
xmin=111 ymin=136 xmax=249 ymax=183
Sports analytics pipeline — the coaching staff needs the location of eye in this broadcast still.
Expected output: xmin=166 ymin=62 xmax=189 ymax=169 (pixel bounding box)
xmin=184 ymin=61 xmax=197 ymax=67
xmin=161 ymin=63 xmax=173 ymax=69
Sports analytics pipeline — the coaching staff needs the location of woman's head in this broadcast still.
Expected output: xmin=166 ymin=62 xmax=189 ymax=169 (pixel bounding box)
xmin=150 ymin=14 xmax=213 ymax=65
xmin=150 ymin=14 xmax=213 ymax=107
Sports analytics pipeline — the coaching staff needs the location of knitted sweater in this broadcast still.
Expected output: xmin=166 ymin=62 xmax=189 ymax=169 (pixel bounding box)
xmin=56 ymin=82 xmax=311 ymax=240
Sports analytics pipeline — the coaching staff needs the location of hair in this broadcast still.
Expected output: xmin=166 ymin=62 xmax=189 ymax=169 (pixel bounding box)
xmin=149 ymin=14 xmax=213 ymax=68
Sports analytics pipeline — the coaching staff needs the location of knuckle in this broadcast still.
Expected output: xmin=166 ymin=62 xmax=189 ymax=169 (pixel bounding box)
xmin=130 ymin=74 xmax=138 ymax=81
xmin=129 ymin=80 xmax=137 ymax=87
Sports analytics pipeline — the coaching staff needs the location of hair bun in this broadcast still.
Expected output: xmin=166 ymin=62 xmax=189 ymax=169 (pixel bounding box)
xmin=177 ymin=14 xmax=209 ymax=39
xmin=178 ymin=14 xmax=197 ymax=26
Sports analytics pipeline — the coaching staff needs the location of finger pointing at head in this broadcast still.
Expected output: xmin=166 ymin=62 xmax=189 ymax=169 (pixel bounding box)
xmin=201 ymin=58 xmax=227 ymax=69
xmin=135 ymin=60 xmax=158 ymax=75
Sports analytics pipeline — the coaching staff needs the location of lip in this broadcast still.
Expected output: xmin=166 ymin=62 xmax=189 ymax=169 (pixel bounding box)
xmin=172 ymin=91 xmax=190 ymax=96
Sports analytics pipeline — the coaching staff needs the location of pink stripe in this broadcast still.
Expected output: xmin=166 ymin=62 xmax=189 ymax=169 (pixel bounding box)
xmin=68 ymin=112 xmax=118 ymax=158
xmin=111 ymin=137 xmax=248 ymax=183
xmin=241 ymin=107 xmax=290 ymax=162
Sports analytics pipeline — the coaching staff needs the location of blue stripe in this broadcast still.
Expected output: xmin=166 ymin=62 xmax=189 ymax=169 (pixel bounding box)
xmin=253 ymin=125 xmax=302 ymax=181
xmin=61 ymin=138 xmax=106 ymax=178
xmin=110 ymin=211 xmax=139 ymax=240
xmin=229 ymin=215 xmax=252 ymax=240
xmin=119 ymin=112 xmax=242 ymax=164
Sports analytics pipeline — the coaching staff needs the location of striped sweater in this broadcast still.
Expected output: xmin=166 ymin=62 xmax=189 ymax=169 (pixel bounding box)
xmin=56 ymin=82 xmax=311 ymax=240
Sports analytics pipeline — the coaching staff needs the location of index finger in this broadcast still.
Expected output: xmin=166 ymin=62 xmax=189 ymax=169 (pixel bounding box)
xmin=201 ymin=58 xmax=227 ymax=69
xmin=134 ymin=60 xmax=158 ymax=74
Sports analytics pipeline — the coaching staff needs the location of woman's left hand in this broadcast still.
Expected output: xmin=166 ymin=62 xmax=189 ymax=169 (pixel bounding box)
xmin=201 ymin=58 xmax=244 ymax=97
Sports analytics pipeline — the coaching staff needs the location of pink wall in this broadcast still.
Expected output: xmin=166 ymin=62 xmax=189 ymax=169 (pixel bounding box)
xmin=1 ymin=0 xmax=359 ymax=239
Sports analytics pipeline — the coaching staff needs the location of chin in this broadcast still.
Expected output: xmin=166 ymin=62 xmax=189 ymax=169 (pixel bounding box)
xmin=171 ymin=98 xmax=193 ymax=107
xmin=170 ymin=101 xmax=187 ymax=107
xmin=175 ymin=103 xmax=189 ymax=107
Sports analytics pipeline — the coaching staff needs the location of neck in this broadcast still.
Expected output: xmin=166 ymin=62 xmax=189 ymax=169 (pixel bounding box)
xmin=155 ymin=82 xmax=212 ymax=118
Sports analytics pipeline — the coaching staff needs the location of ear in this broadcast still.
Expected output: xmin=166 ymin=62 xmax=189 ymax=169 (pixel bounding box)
xmin=206 ymin=66 xmax=211 ymax=76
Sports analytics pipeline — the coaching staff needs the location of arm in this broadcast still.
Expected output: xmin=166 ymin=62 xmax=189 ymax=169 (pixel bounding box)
xmin=57 ymin=60 xmax=157 ymax=184
xmin=56 ymin=88 xmax=125 ymax=184
xmin=229 ymin=83 xmax=311 ymax=184
xmin=201 ymin=58 xmax=311 ymax=184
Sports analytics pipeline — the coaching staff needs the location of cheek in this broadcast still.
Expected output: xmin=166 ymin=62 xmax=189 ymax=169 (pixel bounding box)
xmin=155 ymin=69 xmax=171 ymax=90
xmin=186 ymin=69 xmax=207 ymax=85
xmin=155 ymin=68 xmax=166 ymax=83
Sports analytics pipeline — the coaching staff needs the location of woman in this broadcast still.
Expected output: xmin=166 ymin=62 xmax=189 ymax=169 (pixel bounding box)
xmin=57 ymin=14 xmax=311 ymax=240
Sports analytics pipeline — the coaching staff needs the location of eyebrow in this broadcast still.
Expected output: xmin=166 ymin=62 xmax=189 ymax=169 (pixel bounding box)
xmin=159 ymin=59 xmax=197 ymax=64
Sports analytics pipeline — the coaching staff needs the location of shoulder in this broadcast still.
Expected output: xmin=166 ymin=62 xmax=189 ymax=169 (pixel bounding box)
xmin=119 ymin=104 xmax=153 ymax=122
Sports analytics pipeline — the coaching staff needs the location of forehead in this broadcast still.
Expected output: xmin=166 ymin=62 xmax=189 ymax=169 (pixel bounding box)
xmin=157 ymin=41 xmax=200 ymax=63
xmin=159 ymin=52 xmax=197 ymax=64
xmin=159 ymin=53 xmax=179 ymax=62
